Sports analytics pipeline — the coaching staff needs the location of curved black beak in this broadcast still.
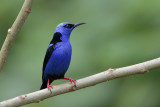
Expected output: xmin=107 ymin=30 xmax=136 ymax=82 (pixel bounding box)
xmin=74 ymin=22 xmax=86 ymax=28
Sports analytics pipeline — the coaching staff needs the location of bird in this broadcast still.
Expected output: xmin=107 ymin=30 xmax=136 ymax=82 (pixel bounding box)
xmin=40 ymin=22 xmax=86 ymax=90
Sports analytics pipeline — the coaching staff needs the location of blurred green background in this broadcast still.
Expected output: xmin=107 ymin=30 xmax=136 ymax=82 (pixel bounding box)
xmin=1 ymin=0 xmax=160 ymax=107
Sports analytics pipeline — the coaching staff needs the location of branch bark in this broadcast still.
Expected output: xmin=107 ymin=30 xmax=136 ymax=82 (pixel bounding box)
xmin=0 ymin=57 xmax=160 ymax=107
xmin=0 ymin=0 xmax=34 ymax=72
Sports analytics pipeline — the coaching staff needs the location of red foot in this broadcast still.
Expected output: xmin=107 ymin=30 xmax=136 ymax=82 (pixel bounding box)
xmin=63 ymin=78 xmax=76 ymax=85
xmin=47 ymin=79 xmax=53 ymax=92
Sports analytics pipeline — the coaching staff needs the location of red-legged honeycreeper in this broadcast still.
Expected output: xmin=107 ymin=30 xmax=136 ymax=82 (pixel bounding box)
xmin=40 ymin=22 xmax=86 ymax=90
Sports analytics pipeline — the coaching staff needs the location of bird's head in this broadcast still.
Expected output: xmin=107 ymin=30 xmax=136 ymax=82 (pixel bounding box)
xmin=54 ymin=22 xmax=86 ymax=41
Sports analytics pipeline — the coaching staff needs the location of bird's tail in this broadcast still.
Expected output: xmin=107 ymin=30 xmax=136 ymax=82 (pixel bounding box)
xmin=40 ymin=81 xmax=47 ymax=90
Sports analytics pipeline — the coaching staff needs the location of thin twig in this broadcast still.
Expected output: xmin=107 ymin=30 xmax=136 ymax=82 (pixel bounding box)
xmin=0 ymin=0 xmax=34 ymax=72
xmin=0 ymin=57 xmax=160 ymax=107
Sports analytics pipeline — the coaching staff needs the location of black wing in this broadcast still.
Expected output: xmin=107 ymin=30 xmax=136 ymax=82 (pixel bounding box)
xmin=42 ymin=45 xmax=54 ymax=78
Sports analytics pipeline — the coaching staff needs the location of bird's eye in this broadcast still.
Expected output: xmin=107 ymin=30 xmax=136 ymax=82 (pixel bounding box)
xmin=64 ymin=24 xmax=74 ymax=28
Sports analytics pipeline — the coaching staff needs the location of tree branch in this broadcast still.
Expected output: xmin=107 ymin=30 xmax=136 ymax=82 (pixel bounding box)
xmin=0 ymin=57 xmax=160 ymax=107
xmin=0 ymin=0 xmax=34 ymax=72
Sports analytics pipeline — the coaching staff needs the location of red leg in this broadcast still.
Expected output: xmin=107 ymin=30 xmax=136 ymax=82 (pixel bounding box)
xmin=63 ymin=78 xmax=76 ymax=85
xmin=47 ymin=79 xmax=53 ymax=91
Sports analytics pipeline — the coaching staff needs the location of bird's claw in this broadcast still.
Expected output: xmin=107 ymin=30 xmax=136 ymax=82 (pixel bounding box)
xmin=47 ymin=79 xmax=53 ymax=93
xmin=47 ymin=85 xmax=53 ymax=93
xmin=70 ymin=79 xmax=76 ymax=85
xmin=63 ymin=78 xmax=77 ymax=87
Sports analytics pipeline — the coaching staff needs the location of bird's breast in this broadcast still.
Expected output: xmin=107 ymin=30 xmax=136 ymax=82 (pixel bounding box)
xmin=53 ymin=42 xmax=71 ymax=62
xmin=44 ymin=42 xmax=71 ymax=76
xmin=54 ymin=42 xmax=72 ymax=56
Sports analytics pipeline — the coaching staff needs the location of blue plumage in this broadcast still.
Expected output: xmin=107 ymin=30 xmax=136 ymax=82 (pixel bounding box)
xmin=40 ymin=22 xmax=85 ymax=90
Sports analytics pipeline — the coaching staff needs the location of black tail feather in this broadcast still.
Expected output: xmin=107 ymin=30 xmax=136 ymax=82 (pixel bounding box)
xmin=40 ymin=82 xmax=47 ymax=90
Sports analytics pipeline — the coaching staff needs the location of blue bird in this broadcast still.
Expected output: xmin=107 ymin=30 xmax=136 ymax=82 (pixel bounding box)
xmin=40 ymin=22 xmax=85 ymax=90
